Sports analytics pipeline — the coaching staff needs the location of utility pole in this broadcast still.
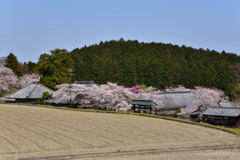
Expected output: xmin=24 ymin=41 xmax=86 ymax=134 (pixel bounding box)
xmin=68 ymin=69 xmax=73 ymax=108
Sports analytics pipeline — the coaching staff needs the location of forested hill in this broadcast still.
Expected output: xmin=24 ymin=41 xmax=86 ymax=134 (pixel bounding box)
xmin=70 ymin=39 xmax=240 ymax=95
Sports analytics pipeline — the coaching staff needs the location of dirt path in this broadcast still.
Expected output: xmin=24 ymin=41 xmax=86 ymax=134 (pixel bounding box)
xmin=17 ymin=146 xmax=240 ymax=160
xmin=0 ymin=104 xmax=239 ymax=160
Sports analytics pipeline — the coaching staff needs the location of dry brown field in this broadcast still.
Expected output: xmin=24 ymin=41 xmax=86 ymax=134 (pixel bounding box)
xmin=0 ymin=104 xmax=239 ymax=160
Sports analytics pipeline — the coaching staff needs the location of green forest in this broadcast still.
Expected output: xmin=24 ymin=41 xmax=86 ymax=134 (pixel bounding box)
xmin=69 ymin=39 xmax=240 ymax=96
xmin=4 ymin=39 xmax=240 ymax=97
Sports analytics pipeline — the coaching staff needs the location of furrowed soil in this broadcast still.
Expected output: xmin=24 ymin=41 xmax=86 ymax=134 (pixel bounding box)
xmin=0 ymin=104 xmax=239 ymax=160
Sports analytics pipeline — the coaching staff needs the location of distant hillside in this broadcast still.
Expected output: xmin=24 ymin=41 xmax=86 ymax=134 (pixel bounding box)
xmin=70 ymin=39 xmax=240 ymax=95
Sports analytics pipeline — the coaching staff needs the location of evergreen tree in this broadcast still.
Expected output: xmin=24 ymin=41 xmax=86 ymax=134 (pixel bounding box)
xmin=67 ymin=40 xmax=239 ymax=96
xmin=35 ymin=49 xmax=74 ymax=89
xmin=26 ymin=61 xmax=36 ymax=73
xmin=5 ymin=53 xmax=21 ymax=76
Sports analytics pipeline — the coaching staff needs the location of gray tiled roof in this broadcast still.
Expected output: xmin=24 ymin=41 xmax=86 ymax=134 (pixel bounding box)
xmin=5 ymin=83 xmax=55 ymax=99
xmin=129 ymin=100 xmax=155 ymax=106
xmin=202 ymin=107 xmax=240 ymax=117
xmin=156 ymin=91 xmax=197 ymax=108
xmin=221 ymin=101 xmax=239 ymax=107
xmin=74 ymin=81 xmax=96 ymax=87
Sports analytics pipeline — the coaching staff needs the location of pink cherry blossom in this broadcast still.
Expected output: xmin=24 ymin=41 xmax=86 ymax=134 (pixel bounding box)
xmin=0 ymin=67 xmax=18 ymax=95
xmin=180 ymin=87 xmax=228 ymax=117
xmin=128 ymin=85 xmax=141 ymax=93
xmin=53 ymin=82 xmax=162 ymax=111
xmin=53 ymin=82 xmax=228 ymax=116
xmin=164 ymin=85 xmax=228 ymax=117
xmin=18 ymin=73 xmax=41 ymax=88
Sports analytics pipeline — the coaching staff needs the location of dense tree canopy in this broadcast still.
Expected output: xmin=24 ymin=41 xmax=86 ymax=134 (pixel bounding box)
xmin=69 ymin=39 xmax=240 ymax=96
xmin=4 ymin=53 xmax=29 ymax=76
xmin=3 ymin=40 xmax=239 ymax=96
xmin=4 ymin=53 xmax=22 ymax=76
xmin=35 ymin=49 xmax=74 ymax=89
xmin=26 ymin=61 xmax=36 ymax=73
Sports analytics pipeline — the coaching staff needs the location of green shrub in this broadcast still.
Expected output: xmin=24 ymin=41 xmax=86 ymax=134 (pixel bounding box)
xmin=173 ymin=108 xmax=181 ymax=117
xmin=38 ymin=91 xmax=53 ymax=104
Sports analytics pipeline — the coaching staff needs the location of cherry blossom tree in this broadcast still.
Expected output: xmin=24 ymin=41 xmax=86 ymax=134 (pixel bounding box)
xmin=18 ymin=73 xmax=41 ymax=88
xmin=53 ymin=82 xmax=163 ymax=111
xmin=128 ymin=85 xmax=141 ymax=93
xmin=54 ymin=83 xmax=94 ymax=106
xmin=180 ymin=87 xmax=228 ymax=117
xmin=53 ymin=82 xmax=228 ymax=116
xmin=0 ymin=67 xmax=18 ymax=95
xmin=164 ymin=85 xmax=228 ymax=117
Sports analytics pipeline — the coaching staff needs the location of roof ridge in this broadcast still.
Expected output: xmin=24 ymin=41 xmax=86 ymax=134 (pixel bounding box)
xmin=132 ymin=99 xmax=154 ymax=101
xmin=5 ymin=82 xmax=35 ymax=98
xmin=26 ymin=83 xmax=38 ymax=98
xmin=88 ymin=81 xmax=94 ymax=87
xmin=158 ymin=91 xmax=192 ymax=94
xmin=37 ymin=83 xmax=55 ymax=92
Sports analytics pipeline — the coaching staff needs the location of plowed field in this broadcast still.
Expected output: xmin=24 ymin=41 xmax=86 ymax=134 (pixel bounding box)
xmin=0 ymin=104 xmax=239 ymax=160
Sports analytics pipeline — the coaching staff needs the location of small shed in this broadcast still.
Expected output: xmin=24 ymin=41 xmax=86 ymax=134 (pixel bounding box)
xmin=5 ymin=82 xmax=55 ymax=103
xmin=201 ymin=107 xmax=240 ymax=128
xmin=129 ymin=100 xmax=155 ymax=114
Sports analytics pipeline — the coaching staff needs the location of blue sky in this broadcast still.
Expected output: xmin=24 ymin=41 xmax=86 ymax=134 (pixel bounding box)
xmin=0 ymin=0 xmax=240 ymax=62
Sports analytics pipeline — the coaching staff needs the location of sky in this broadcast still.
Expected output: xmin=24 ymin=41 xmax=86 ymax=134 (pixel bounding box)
xmin=0 ymin=0 xmax=240 ymax=62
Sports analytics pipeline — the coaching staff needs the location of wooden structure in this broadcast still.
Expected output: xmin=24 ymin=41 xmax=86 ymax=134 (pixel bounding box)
xmin=190 ymin=111 xmax=202 ymax=120
xmin=5 ymin=82 xmax=54 ymax=104
xmin=201 ymin=107 xmax=240 ymax=128
xmin=155 ymin=91 xmax=197 ymax=115
xmin=130 ymin=100 xmax=155 ymax=114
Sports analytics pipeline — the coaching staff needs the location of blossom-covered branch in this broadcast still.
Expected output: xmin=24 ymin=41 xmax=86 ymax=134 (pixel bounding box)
xmin=18 ymin=73 xmax=41 ymax=88
xmin=53 ymin=82 xmax=163 ymax=111
xmin=0 ymin=67 xmax=18 ymax=95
